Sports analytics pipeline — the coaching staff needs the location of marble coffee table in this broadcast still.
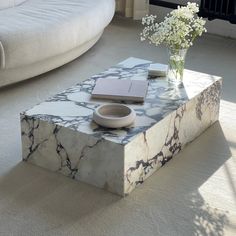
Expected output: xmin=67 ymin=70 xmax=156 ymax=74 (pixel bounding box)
xmin=21 ymin=57 xmax=222 ymax=196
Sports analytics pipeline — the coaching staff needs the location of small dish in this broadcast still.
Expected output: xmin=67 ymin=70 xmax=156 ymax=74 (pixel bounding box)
xmin=93 ymin=104 xmax=136 ymax=128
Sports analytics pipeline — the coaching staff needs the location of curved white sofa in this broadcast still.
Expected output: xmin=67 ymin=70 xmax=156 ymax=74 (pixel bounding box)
xmin=0 ymin=0 xmax=115 ymax=87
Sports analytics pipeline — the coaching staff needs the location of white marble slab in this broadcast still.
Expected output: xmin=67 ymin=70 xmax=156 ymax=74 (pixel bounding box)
xmin=21 ymin=57 xmax=222 ymax=196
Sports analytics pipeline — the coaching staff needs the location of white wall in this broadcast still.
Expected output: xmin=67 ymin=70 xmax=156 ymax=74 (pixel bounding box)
xmin=150 ymin=3 xmax=236 ymax=39
xmin=116 ymin=0 xmax=149 ymax=19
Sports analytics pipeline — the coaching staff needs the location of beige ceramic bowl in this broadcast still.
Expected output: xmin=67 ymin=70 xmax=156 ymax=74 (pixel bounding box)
xmin=93 ymin=104 xmax=136 ymax=128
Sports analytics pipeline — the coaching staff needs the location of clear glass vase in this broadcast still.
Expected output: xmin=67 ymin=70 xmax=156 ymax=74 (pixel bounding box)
xmin=167 ymin=48 xmax=188 ymax=86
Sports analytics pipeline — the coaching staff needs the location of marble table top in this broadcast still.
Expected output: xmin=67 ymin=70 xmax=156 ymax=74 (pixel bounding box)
xmin=24 ymin=57 xmax=221 ymax=145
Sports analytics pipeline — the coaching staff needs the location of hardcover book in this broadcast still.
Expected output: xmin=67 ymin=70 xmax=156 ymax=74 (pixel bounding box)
xmin=148 ymin=63 xmax=168 ymax=77
xmin=91 ymin=79 xmax=148 ymax=102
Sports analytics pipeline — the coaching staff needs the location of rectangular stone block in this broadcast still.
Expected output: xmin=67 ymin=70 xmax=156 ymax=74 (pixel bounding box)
xmin=21 ymin=57 xmax=222 ymax=196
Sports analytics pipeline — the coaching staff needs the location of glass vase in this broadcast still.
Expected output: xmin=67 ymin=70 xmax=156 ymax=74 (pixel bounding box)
xmin=167 ymin=48 xmax=188 ymax=86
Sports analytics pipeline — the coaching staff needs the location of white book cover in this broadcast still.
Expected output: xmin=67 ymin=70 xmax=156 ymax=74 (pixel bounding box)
xmin=148 ymin=63 xmax=168 ymax=76
xmin=91 ymin=79 xmax=148 ymax=102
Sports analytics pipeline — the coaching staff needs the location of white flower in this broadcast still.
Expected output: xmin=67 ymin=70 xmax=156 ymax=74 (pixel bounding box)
xmin=141 ymin=2 xmax=207 ymax=49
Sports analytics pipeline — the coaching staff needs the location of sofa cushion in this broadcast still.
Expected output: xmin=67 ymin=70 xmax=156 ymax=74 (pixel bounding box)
xmin=0 ymin=0 xmax=115 ymax=69
xmin=0 ymin=0 xmax=27 ymax=10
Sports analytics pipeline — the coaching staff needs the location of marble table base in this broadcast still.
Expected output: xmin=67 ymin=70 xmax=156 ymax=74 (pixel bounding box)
xmin=21 ymin=58 xmax=222 ymax=196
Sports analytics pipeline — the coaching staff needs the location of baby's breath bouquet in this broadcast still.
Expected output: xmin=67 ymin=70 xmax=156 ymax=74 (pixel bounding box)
xmin=141 ymin=2 xmax=207 ymax=84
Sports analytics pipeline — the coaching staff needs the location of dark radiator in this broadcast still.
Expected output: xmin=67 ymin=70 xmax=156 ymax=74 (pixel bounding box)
xmin=199 ymin=0 xmax=236 ymax=23
xmin=150 ymin=0 xmax=236 ymax=24
xmin=150 ymin=0 xmax=181 ymax=9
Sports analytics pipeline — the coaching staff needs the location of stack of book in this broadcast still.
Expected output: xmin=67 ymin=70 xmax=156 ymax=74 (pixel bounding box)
xmin=91 ymin=78 xmax=148 ymax=102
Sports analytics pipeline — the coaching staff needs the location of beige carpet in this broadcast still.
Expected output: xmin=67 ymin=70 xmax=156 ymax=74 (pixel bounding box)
xmin=0 ymin=17 xmax=235 ymax=236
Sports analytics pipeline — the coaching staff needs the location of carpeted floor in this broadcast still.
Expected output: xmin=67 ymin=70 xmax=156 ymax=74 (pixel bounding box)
xmin=0 ymin=16 xmax=235 ymax=236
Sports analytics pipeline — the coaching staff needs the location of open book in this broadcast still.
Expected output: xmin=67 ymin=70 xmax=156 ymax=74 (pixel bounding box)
xmin=91 ymin=79 xmax=148 ymax=102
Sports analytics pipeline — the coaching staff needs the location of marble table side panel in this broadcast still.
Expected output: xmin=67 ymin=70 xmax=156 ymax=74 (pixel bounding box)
xmin=21 ymin=115 xmax=125 ymax=195
xmin=124 ymin=79 xmax=222 ymax=195
xmin=75 ymin=141 xmax=124 ymax=196
xmin=21 ymin=115 xmax=62 ymax=171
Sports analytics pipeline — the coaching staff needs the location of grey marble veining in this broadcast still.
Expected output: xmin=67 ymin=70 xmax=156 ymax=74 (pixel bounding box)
xmin=21 ymin=57 xmax=222 ymax=196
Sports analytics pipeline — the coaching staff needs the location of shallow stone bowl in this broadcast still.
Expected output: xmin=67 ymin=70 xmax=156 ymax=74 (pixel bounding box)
xmin=93 ymin=104 xmax=136 ymax=128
